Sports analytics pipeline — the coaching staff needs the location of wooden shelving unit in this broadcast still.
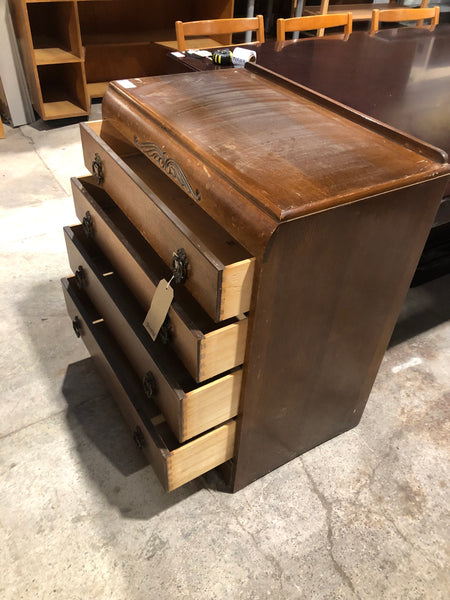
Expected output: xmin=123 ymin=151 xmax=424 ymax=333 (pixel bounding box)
xmin=11 ymin=0 xmax=89 ymax=120
xmin=11 ymin=0 xmax=235 ymax=120
xmin=34 ymin=47 xmax=82 ymax=65
xmin=38 ymin=62 xmax=89 ymax=119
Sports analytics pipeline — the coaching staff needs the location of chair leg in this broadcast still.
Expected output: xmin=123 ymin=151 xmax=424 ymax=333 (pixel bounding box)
xmin=245 ymin=0 xmax=256 ymax=42
xmin=291 ymin=0 xmax=297 ymax=18
xmin=292 ymin=0 xmax=306 ymax=39
xmin=317 ymin=0 xmax=330 ymax=36
xmin=266 ymin=0 xmax=274 ymax=31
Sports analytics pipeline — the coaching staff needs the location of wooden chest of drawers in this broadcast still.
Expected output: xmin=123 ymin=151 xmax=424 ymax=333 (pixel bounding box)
xmin=62 ymin=66 xmax=450 ymax=492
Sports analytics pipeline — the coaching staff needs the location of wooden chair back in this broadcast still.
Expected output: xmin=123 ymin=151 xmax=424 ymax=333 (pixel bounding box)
xmin=370 ymin=6 xmax=439 ymax=33
xmin=175 ymin=15 xmax=265 ymax=52
xmin=277 ymin=13 xmax=353 ymax=40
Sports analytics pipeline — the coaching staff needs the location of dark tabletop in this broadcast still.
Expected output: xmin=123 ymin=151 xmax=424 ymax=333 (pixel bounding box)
xmin=167 ymin=26 xmax=450 ymax=281
xmin=168 ymin=26 xmax=450 ymax=172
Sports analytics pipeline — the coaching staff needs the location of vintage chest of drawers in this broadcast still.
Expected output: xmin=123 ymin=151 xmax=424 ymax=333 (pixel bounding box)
xmin=62 ymin=65 xmax=450 ymax=492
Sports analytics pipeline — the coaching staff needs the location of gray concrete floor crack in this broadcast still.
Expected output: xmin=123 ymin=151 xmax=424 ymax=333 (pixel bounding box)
xmin=302 ymin=458 xmax=361 ymax=599
xmin=229 ymin=509 xmax=286 ymax=596
xmin=357 ymin=429 xmax=404 ymax=502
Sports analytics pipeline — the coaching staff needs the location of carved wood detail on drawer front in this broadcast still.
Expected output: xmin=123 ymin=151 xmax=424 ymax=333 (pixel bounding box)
xmin=80 ymin=121 xmax=255 ymax=322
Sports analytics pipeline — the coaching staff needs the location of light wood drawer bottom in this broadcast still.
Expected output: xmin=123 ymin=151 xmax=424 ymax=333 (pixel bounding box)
xmin=61 ymin=277 xmax=236 ymax=492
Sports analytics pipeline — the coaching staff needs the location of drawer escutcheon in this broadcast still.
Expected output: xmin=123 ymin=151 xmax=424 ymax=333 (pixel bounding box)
xmin=133 ymin=426 xmax=146 ymax=449
xmin=172 ymin=248 xmax=188 ymax=284
xmin=82 ymin=211 xmax=94 ymax=239
xmin=158 ymin=315 xmax=172 ymax=345
xmin=74 ymin=265 xmax=86 ymax=289
xmin=72 ymin=315 xmax=82 ymax=338
xmin=92 ymin=153 xmax=104 ymax=184
xmin=142 ymin=371 xmax=157 ymax=400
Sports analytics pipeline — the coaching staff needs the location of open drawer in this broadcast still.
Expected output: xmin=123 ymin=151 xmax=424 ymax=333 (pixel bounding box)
xmin=62 ymin=277 xmax=236 ymax=492
xmin=71 ymin=176 xmax=248 ymax=383
xmin=64 ymin=225 xmax=241 ymax=443
xmin=79 ymin=121 xmax=255 ymax=322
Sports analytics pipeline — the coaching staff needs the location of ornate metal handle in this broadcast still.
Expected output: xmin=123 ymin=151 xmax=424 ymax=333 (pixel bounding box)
xmin=82 ymin=211 xmax=94 ymax=239
xmin=74 ymin=265 xmax=86 ymax=290
xmin=92 ymin=153 xmax=104 ymax=184
xmin=143 ymin=371 xmax=157 ymax=400
xmin=133 ymin=426 xmax=145 ymax=449
xmin=172 ymin=248 xmax=188 ymax=284
xmin=72 ymin=316 xmax=82 ymax=338
xmin=158 ymin=315 xmax=172 ymax=345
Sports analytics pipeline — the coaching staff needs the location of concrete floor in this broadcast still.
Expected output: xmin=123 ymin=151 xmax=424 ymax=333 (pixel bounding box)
xmin=0 ymin=108 xmax=449 ymax=600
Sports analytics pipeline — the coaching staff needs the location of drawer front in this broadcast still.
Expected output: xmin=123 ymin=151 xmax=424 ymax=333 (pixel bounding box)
xmin=64 ymin=225 xmax=241 ymax=442
xmin=61 ymin=277 xmax=236 ymax=492
xmin=80 ymin=121 xmax=255 ymax=322
xmin=71 ymin=176 xmax=248 ymax=382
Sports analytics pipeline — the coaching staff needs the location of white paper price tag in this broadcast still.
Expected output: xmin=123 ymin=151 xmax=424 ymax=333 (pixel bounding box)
xmin=143 ymin=279 xmax=174 ymax=341
xmin=116 ymin=79 xmax=136 ymax=89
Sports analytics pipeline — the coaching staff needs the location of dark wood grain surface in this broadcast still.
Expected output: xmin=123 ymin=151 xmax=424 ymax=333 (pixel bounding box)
xmin=89 ymin=66 xmax=450 ymax=491
xmin=233 ymin=175 xmax=449 ymax=490
xmin=104 ymin=68 xmax=448 ymax=224
xmin=167 ymin=25 xmax=450 ymax=194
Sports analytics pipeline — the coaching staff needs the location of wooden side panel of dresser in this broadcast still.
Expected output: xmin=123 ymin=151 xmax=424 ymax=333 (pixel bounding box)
xmin=232 ymin=175 xmax=449 ymax=491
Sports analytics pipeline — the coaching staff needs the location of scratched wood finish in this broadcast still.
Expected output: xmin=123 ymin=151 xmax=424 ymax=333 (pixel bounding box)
xmin=74 ymin=69 xmax=449 ymax=492
xmin=102 ymin=69 xmax=446 ymax=226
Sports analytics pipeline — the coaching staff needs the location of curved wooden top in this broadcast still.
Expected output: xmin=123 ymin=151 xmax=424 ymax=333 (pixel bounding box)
xmin=106 ymin=68 xmax=449 ymax=222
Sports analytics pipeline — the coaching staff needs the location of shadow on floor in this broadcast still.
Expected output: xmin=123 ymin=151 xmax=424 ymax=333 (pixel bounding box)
xmin=389 ymin=274 xmax=450 ymax=347
xmin=14 ymin=277 xmax=202 ymax=517
xmin=16 ymin=269 xmax=447 ymax=515
xmin=62 ymin=358 xmax=201 ymax=519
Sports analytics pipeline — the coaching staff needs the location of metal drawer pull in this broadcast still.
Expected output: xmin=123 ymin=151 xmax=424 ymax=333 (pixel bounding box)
xmin=72 ymin=315 xmax=82 ymax=338
xmin=158 ymin=315 xmax=172 ymax=345
xmin=92 ymin=153 xmax=104 ymax=184
xmin=133 ymin=426 xmax=146 ymax=449
xmin=82 ymin=211 xmax=94 ymax=239
xmin=143 ymin=371 xmax=157 ymax=400
xmin=172 ymin=248 xmax=188 ymax=284
xmin=74 ymin=265 xmax=86 ymax=289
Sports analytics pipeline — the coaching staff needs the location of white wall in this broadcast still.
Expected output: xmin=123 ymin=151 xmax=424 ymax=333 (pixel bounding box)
xmin=0 ymin=0 xmax=34 ymax=126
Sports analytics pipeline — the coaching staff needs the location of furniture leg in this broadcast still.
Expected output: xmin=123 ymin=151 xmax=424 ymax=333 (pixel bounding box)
xmin=245 ymin=0 xmax=256 ymax=42
xmin=293 ymin=0 xmax=305 ymax=39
